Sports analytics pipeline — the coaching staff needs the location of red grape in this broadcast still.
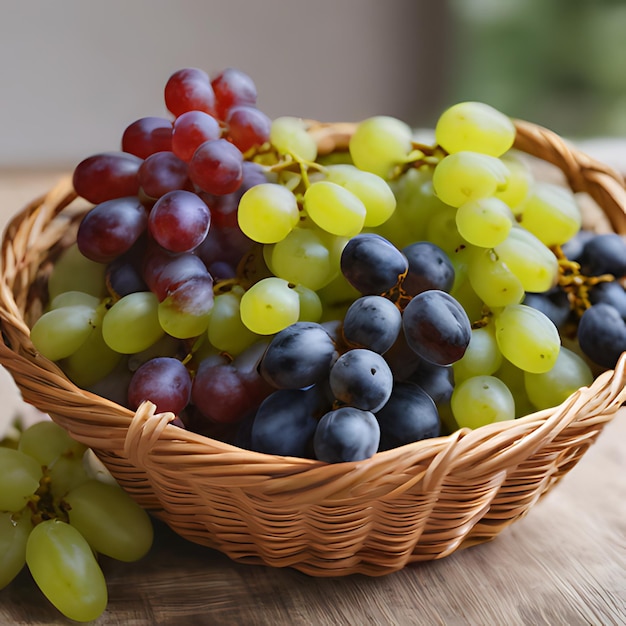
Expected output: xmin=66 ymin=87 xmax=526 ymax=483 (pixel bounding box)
xmin=143 ymin=249 xmax=210 ymax=301
xmin=164 ymin=68 xmax=216 ymax=117
xmin=73 ymin=152 xmax=142 ymax=204
xmin=188 ymin=138 xmax=243 ymax=195
xmin=172 ymin=111 xmax=222 ymax=162
xmin=138 ymin=151 xmax=190 ymax=199
xmin=211 ymin=68 xmax=257 ymax=120
xmin=226 ymin=105 xmax=271 ymax=153
xmin=121 ymin=117 xmax=173 ymax=158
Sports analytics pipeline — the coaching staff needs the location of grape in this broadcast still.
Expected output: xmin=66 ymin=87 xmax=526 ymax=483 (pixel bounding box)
xmin=348 ymin=116 xmax=413 ymax=179
xmin=48 ymin=455 xmax=91 ymax=500
xmin=342 ymin=295 xmax=402 ymax=354
xmin=121 ymin=116 xmax=173 ymax=159
xmin=452 ymin=325 xmax=502 ymax=382
xmin=401 ymin=241 xmax=455 ymax=296
xmin=577 ymin=303 xmax=626 ymax=369
xmin=451 ymin=375 xmax=515 ymax=429
xmin=524 ymin=346 xmax=594 ymax=410
xmin=259 ymin=322 xmax=337 ymax=389
xmin=64 ymin=480 xmax=154 ymax=562
xmin=561 ymin=228 xmax=596 ymax=263
xmin=30 ymin=304 xmax=98 ymax=361
xmin=375 ymin=382 xmax=440 ymax=451
xmin=435 ymin=101 xmax=516 ymax=157
xmin=77 ymin=197 xmax=148 ymax=263
xmin=269 ymin=116 xmax=317 ymax=162
xmin=18 ymin=420 xmax=86 ymax=467
xmin=432 ymin=151 xmax=510 ymax=208
xmin=157 ymin=275 xmax=214 ymax=339
xmin=207 ymin=290 xmax=260 ymax=355
xmin=142 ymin=249 xmax=208 ymax=301
xmin=467 ymin=246 xmax=525 ymax=308
xmin=0 ymin=511 xmax=32 ymax=590
xmin=237 ymin=183 xmax=300 ymax=243
xmin=25 ymin=519 xmax=108 ymax=622
xmin=138 ymin=151 xmax=190 ymax=199
xmin=106 ymin=250 xmax=149 ymax=298
xmin=589 ymin=280 xmax=626 ymax=318
xmin=48 ymin=243 xmax=107 ymax=300
xmin=249 ymin=386 xmax=326 ymax=457
xmin=325 ymin=164 xmax=397 ymax=227
xmin=303 ymin=181 xmax=366 ymax=238
xmin=383 ymin=331 xmax=423 ymax=381
xmin=49 ymin=290 xmax=100 ymax=310
xmin=329 ymin=348 xmax=393 ymax=412
xmin=72 ymin=152 xmax=142 ymax=204
xmin=402 ymin=290 xmax=472 ymax=366
xmin=189 ymin=138 xmax=244 ymax=195
xmin=127 ymin=357 xmax=192 ymax=415
xmin=239 ymin=277 xmax=300 ymax=335
xmin=455 ymin=196 xmax=514 ymax=248
xmin=313 ymin=406 xmax=380 ymax=463
xmin=164 ymin=67 xmax=216 ymax=117
xmin=523 ymin=288 xmax=571 ymax=329
xmin=211 ymin=67 xmax=257 ymax=120
xmin=494 ymin=304 xmax=561 ymax=373
xmin=580 ymin=233 xmax=626 ymax=277
xmin=340 ymin=233 xmax=408 ymax=295
xmin=409 ymin=359 xmax=455 ymax=405
xmin=226 ymin=105 xmax=271 ymax=152
xmin=494 ymin=153 xmax=532 ymax=210
xmin=102 ymin=291 xmax=164 ymax=354
xmin=425 ymin=204 xmax=466 ymax=255
xmin=518 ymin=183 xmax=582 ymax=247
xmin=295 ymin=284 xmax=323 ymax=322
xmin=0 ymin=447 xmax=42 ymax=512
xmin=171 ymin=110 xmax=221 ymax=162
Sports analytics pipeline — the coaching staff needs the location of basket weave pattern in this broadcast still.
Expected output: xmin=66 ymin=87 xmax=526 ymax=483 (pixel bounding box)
xmin=0 ymin=121 xmax=625 ymax=576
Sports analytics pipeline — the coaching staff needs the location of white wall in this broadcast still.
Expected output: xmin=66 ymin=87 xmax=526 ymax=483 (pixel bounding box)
xmin=0 ymin=0 xmax=449 ymax=168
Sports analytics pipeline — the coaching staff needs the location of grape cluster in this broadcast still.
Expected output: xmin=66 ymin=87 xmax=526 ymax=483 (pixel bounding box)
xmin=0 ymin=419 xmax=153 ymax=622
xmin=28 ymin=69 xmax=626 ymax=464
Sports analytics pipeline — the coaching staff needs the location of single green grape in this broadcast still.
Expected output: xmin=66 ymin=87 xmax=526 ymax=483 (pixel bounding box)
xmin=47 ymin=243 xmax=107 ymax=301
xmin=455 ymin=196 xmax=514 ymax=248
xmin=453 ymin=325 xmax=503 ymax=382
xmin=451 ymin=375 xmax=515 ymax=429
xmin=207 ymin=291 xmax=260 ymax=355
xmin=303 ymin=181 xmax=366 ymax=238
xmin=0 ymin=447 xmax=43 ymax=512
xmin=467 ymin=246 xmax=525 ymax=308
xmin=239 ymin=277 xmax=300 ymax=335
xmin=18 ymin=420 xmax=86 ymax=468
xmin=0 ymin=511 xmax=32 ymax=590
xmin=270 ymin=116 xmax=317 ymax=162
xmin=49 ymin=291 xmax=101 ymax=311
xmin=295 ymin=285 xmax=323 ymax=322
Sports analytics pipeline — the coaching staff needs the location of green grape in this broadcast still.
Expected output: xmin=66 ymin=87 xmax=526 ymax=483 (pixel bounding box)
xmin=432 ymin=151 xmax=510 ymax=208
xmin=47 ymin=243 xmax=107 ymax=301
xmin=467 ymin=246 xmax=525 ymax=308
xmin=316 ymin=271 xmax=362 ymax=322
xmin=425 ymin=205 xmax=466 ymax=255
xmin=48 ymin=455 xmax=91 ymax=500
xmin=453 ymin=325 xmax=503 ymax=382
xmin=348 ymin=115 xmax=414 ymax=179
xmin=494 ymin=227 xmax=559 ymax=293
xmin=239 ymin=277 xmax=300 ymax=335
xmin=435 ymin=101 xmax=516 ymax=157
xmin=0 ymin=447 xmax=43 ymax=512
xmin=518 ymin=182 xmax=582 ymax=247
xmin=365 ymin=204 xmax=415 ymax=250
xmin=455 ymin=197 xmax=514 ymax=248
xmin=0 ymin=511 xmax=32 ymax=589
xmin=30 ymin=304 xmax=97 ymax=362
xmin=26 ymin=519 xmax=108 ymax=622
xmin=450 ymin=277 xmax=485 ymax=325
xmin=451 ymin=375 xmax=515 ymax=429
xmin=102 ymin=291 xmax=164 ymax=353
xmin=207 ymin=291 xmax=260 ymax=355
xmin=270 ymin=226 xmax=336 ymax=290
xmin=295 ymin=285 xmax=323 ymax=322
xmin=237 ymin=183 xmax=300 ymax=244
xmin=158 ymin=291 xmax=212 ymax=340
xmin=494 ymin=304 xmax=560 ymax=374
xmin=18 ymin=420 xmax=86 ymax=467
xmin=270 ymin=116 xmax=317 ymax=162
xmin=494 ymin=153 xmax=532 ymax=211
xmin=64 ymin=479 xmax=153 ymax=562
xmin=495 ymin=358 xmax=536 ymax=418
xmin=303 ymin=181 xmax=366 ymax=237
xmin=325 ymin=164 xmax=396 ymax=227
xmin=49 ymin=291 xmax=101 ymax=311
xmin=524 ymin=346 xmax=594 ymax=411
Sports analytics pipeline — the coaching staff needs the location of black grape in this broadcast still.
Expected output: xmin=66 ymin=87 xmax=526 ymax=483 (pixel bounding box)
xmin=523 ymin=287 xmax=571 ymax=329
xmin=580 ymin=233 xmax=626 ymax=277
xmin=342 ymin=295 xmax=402 ymax=354
xmin=577 ymin=303 xmax=626 ymax=369
xmin=401 ymin=241 xmax=455 ymax=296
xmin=589 ymin=280 xmax=626 ymax=319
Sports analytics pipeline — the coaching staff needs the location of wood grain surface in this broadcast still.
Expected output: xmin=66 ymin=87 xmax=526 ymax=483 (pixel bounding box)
xmin=0 ymin=171 xmax=625 ymax=626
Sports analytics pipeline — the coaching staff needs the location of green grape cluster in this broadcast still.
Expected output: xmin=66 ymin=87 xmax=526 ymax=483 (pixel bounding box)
xmin=0 ymin=419 xmax=153 ymax=622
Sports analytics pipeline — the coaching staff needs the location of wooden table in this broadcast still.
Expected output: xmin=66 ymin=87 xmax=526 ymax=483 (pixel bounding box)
xmin=1 ymin=171 xmax=625 ymax=626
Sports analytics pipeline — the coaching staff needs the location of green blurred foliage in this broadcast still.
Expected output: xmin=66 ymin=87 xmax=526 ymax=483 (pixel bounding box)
xmin=447 ymin=0 xmax=626 ymax=138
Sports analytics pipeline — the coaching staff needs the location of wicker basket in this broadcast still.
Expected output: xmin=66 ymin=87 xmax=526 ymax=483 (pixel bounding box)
xmin=0 ymin=120 xmax=625 ymax=577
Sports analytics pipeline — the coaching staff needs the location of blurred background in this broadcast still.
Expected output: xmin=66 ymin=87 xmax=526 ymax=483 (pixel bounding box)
xmin=0 ymin=0 xmax=625 ymax=169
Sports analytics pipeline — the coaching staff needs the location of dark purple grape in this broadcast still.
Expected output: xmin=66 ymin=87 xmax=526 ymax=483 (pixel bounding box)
xmin=402 ymin=290 xmax=471 ymax=366
xmin=226 ymin=105 xmax=271 ymax=153
xmin=77 ymin=197 xmax=148 ymax=263
xmin=577 ymin=303 xmax=626 ymax=369
xmin=211 ymin=68 xmax=257 ymax=120
xmin=138 ymin=151 xmax=190 ymax=199
xmin=589 ymin=280 xmax=626 ymax=319
xmin=188 ymin=138 xmax=244 ymax=195
xmin=580 ymin=233 xmax=626 ymax=277
xmin=401 ymin=241 xmax=455 ymax=296
xmin=375 ymin=382 xmax=440 ymax=451
xmin=523 ymin=287 xmax=571 ymax=329
xmin=127 ymin=357 xmax=192 ymax=415
xmin=313 ymin=406 xmax=380 ymax=463
xmin=148 ymin=190 xmax=211 ymax=253
xmin=340 ymin=233 xmax=408 ymax=295
xmin=383 ymin=331 xmax=423 ymax=381
xmin=342 ymin=295 xmax=402 ymax=354
xmin=409 ymin=359 xmax=454 ymax=405
xmin=121 ymin=117 xmax=173 ymax=158
xmin=329 ymin=349 xmax=393 ymax=412
xmin=73 ymin=152 xmax=142 ymax=204
xmin=164 ymin=68 xmax=216 ymax=117
xmin=106 ymin=255 xmax=148 ymax=298
xmin=172 ymin=111 xmax=222 ymax=162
